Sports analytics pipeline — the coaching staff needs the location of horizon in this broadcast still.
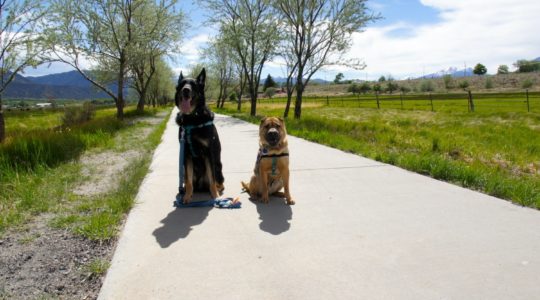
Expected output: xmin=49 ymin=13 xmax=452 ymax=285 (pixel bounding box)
xmin=22 ymin=0 xmax=540 ymax=82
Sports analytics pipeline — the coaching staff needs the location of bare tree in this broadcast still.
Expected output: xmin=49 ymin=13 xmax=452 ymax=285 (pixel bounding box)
xmin=276 ymin=0 xmax=379 ymax=118
xmin=0 ymin=0 xmax=47 ymax=142
xmin=205 ymin=0 xmax=279 ymax=116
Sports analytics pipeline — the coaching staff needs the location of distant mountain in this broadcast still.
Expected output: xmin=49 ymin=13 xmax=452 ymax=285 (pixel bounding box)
xmin=533 ymin=57 xmax=540 ymax=62
xmin=25 ymin=70 xmax=96 ymax=87
xmin=418 ymin=67 xmax=473 ymax=79
xmin=4 ymin=70 xmax=121 ymax=100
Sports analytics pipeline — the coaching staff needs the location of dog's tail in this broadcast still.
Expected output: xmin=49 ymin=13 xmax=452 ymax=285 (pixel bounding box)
xmin=241 ymin=181 xmax=250 ymax=193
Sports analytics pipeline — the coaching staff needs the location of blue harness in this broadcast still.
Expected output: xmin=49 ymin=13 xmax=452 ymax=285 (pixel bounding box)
xmin=183 ymin=120 xmax=214 ymax=157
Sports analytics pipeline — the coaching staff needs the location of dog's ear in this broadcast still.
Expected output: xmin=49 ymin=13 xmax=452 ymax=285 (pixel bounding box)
xmin=178 ymin=72 xmax=184 ymax=85
xmin=277 ymin=117 xmax=285 ymax=123
xmin=260 ymin=117 xmax=268 ymax=126
xmin=197 ymin=68 xmax=206 ymax=85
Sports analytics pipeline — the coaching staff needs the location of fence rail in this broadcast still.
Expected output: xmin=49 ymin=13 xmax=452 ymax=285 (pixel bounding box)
xmin=261 ymin=90 xmax=540 ymax=113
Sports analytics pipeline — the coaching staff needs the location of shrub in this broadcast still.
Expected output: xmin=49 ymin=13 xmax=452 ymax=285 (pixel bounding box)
xmin=458 ymin=80 xmax=470 ymax=90
xmin=264 ymin=87 xmax=276 ymax=99
xmin=62 ymin=102 xmax=96 ymax=127
xmin=420 ymin=80 xmax=434 ymax=92
xmin=485 ymin=77 xmax=493 ymax=89
xmin=522 ymin=79 xmax=533 ymax=89
xmin=442 ymin=75 xmax=453 ymax=90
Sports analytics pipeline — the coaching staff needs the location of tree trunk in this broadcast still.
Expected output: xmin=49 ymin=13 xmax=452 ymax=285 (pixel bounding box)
xmin=136 ymin=90 xmax=145 ymax=113
xmin=0 ymin=108 xmax=4 ymax=143
xmin=294 ymin=75 xmax=304 ymax=119
xmin=284 ymin=90 xmax=293 ymax=118
xmin=117 ymin=56 xmax=126 ymax=120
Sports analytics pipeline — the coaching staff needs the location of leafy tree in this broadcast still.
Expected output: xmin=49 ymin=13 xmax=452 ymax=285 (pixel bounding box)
xmin=473 ymin=63 xmax=487 ymax=75
xmin=205 ymin=0 xmax=279 ymax=116
xmin=264 ymin=87 xmax=276 ymax=99
xmin=129 ymin=1 xmax=184 ymax=112
xmin=442 ymin=74 xmax=453 ymax=90
xmin=497 ymin=64 xmax=509 ymax=74
xmin=359 ymin=82 xmax=371 ymax=94
xmin=372 ymin=83 xmax=382 ymax=93
xmin=514 ymin=60 xmax=540 ymax=73
xmin=49 ymin=0 xmax=157 ymax=119
xmin=399 ymin=86 xmax=411 ymax=93
xmin=386 ymin=80 xmax=398 ymax=94
xmin=146 ymin=57 xmax=175 ymax=107
xmin=458 ymin=80 xmax=470 ymax=90
xmin=204 ymin=32 xmax=235 ymax=108
xmin=522 ymin=79 xmax=533 ymax=89
xmin=263 ymin=74 xmax=277 ymax=91
xmin=275 ymin=0 xmax=380 ymax=119
xmin=420 ymin=80 xmax=434 ymax=92
xmin=378 ymin=76 xmax=386 ymax=82
xmin=0 ymin=0 xmax=48 ymax=142
xmin=334 ymin=73 xmax=344 ymax=84
xmin=347 ymin=83 xmax=359 ymax=95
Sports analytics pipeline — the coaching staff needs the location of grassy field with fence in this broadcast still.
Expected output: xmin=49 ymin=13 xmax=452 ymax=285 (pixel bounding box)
xmin=261 ymin=91 xmax=539 ymax=113
xmin=217 ymin=96 xmax=540 ymax=209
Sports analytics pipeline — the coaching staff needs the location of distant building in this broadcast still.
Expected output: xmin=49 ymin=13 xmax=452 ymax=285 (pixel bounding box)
xmin=36 ymin=103 xmax=52 ymax=108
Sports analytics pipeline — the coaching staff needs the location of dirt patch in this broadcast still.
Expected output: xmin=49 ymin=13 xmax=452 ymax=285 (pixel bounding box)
xmin=74 ymin=150 xmax=141 ymax=196
xmin=0 ymin=215 xmax=114 ymax=299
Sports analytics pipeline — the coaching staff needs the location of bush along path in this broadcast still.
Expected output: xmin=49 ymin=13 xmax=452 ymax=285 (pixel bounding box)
xmin=0 ymin=108 xmax=170 ymax=300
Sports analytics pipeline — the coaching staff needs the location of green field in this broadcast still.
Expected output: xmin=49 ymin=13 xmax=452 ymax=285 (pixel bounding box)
xmin=217 ymin=99 xmax=540 ymax=209
xmin=262 ymin=91 xmax=540 ymax=113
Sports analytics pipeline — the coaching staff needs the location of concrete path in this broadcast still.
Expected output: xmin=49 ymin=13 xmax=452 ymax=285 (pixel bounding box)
xmin=99 ymin=109 xmax=540 ymax=300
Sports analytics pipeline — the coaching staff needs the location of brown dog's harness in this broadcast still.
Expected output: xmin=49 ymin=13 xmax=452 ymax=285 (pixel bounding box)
xmin=257 ymin=148 xmax=289 ymax=176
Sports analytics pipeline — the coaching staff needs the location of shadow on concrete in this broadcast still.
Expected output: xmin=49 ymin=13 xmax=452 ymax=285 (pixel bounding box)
xmin=152 ymin=196 xmax=212 ymax=248
xmin=252 ymin=197 xmax=293 ymax=235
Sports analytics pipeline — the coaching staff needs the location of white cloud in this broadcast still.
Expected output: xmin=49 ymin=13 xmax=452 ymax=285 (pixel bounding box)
xmin=345 ymin=0 xmax=540 ymax=79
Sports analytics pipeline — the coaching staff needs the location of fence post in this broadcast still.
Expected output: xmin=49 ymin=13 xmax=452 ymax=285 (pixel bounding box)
xmin=468 ymin=90 xmax=475 ymax=112
xmin=375 ymin=92 xmax=380 ymax=109
xmin=326 ymin=95 xmax=329 ymax=106
xmin=400 ymin=92 xmax=404 ymax=110
xmin=526 ymin=89 xmax=530 ymax=112
xmin=429 ymin=93 xmax=434 ymax=111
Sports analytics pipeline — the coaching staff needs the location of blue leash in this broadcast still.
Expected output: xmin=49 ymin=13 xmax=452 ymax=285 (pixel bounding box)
xmin=173 ymin=124 xmax=240 ymax=209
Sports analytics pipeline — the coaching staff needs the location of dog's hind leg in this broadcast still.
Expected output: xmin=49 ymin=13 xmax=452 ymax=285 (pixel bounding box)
xmin=205 ymin=158 xmax=219 ymax=199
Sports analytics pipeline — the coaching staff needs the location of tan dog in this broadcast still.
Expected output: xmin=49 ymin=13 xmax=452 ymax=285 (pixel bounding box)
xmin=242 ymin=117 xmax=294 ymax=205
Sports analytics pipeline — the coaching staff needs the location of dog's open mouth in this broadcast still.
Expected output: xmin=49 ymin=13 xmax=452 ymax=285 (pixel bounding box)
xmin=180 ymin=86 xmax=192 ymax=114
xmin=180 ymin=97 xmax=191 ymax=114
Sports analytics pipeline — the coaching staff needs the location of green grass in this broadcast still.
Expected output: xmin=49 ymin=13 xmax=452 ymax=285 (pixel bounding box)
xmin=217 ymin=102 xmax=540 ymax=209
xmin=263 ymin=91 xmax=540 ymax=113
xmin=0 ymin=105 xmax=171 ymax=237
xmin=84 ymin=259 xmax=111 ymax=278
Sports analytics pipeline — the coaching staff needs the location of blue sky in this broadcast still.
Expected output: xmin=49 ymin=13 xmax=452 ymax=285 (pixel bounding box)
xmin=24 ymin=0 xmax=540 ymax=81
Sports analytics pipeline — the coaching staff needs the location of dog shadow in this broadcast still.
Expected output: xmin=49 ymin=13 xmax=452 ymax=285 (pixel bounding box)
xmin=152 ymin=194 xmax=213 ymax=248
xmin=251 ymin=197 xmax=293 ymax=235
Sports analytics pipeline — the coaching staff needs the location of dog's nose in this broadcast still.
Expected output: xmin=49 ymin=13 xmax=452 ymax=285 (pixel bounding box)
xmin=182 ymin=88 xmax=191 ymax=98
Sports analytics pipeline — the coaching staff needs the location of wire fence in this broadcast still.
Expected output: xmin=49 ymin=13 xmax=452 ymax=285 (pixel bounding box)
xmin=261 ymin=90 xmax=540 ymax=113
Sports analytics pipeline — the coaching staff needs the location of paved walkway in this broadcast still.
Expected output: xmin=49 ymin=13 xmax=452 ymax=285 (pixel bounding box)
xmin=99 ymin=109 xmax=540 ymax=299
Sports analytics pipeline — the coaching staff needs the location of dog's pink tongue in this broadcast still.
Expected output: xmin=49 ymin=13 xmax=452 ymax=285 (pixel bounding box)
xmin=180 ymin=98 xmax=191 ymax=114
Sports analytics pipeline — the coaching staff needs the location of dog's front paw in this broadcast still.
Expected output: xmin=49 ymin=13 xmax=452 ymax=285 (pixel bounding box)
xmin=286 ymin=198 xmax=295 ymax=205
xmin=183 ymin=193 xmax=192 ymax=204
xmin=261 ymin=194 xmax=269 ymax=204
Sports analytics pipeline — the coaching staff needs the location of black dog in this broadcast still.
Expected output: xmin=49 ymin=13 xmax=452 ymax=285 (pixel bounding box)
xmin=175 ymin=68 xmax=224 ymax=203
